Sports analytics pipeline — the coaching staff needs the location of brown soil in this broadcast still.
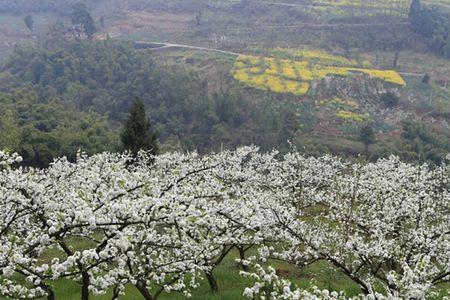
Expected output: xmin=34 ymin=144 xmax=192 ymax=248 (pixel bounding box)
xmin=104 ymin=11 xmax=192 ymax=37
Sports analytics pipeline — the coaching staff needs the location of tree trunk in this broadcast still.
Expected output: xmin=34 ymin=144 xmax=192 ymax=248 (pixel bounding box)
xmin=111 ymin=285 xmax=120 ymax=300
xmin=135 ymin=280 xmax=155 ymax=300
xmin=236 ymin=246 xmax=249 ymax=272
xmin=40 ymin=285 xmax=55 ymax=300
xmin=205 ymin=270 xmax=218 ymax=293
xmin=364 ymin=144 xmax=369 ymax=159
xmin=393 ymin=51 xmax=399 ymax=68
xmin=47 ymin=290 xmax=55 ymax=300
xmin=81 ymin=271 xmax=90 ymax=300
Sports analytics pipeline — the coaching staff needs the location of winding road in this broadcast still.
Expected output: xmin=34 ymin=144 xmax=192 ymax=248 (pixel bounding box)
xmin=135 ymin=41 xmax=240 ymax=56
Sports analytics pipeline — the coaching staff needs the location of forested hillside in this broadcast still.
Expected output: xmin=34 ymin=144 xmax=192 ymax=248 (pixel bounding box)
xmin=1 ymin=1 xmax=450 ymax=300
xmin=0 ymin=34 xmax=305 ymax=166
xmin=410 ymin=0 xmax=450 ymax=57
xmin=0 ymin=91 xmax=117 ymax=167
xmin=1 ymin=0 xmax=450 ymax=167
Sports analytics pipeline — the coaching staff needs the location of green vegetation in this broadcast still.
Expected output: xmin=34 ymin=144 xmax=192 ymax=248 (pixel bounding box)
xmin=23 ymin=14 xmax=34 ymax=32
xmin=358 ymin=124 xmax=375 ymax=156
xmin=1 ymin=0 xmax=450 ymax=298
xmin=121 ymin=99 xmax=159 ymax=156
xmin=0 ymin=35 xmax=307 ymax=162
xmin=3 ymin=34 xmax=450 ymax=166
xmin=0 ymin=91 xmax=117 ymax=168
xmin=409 ymin=0 xmax=450 ymax=57
xmin=399 ymin=119 xmax=450 ymax=163
xmin=380 ymin=92 xmax=400 ymax=107
xmin=1 ymin=37 xmax=155 ymax=121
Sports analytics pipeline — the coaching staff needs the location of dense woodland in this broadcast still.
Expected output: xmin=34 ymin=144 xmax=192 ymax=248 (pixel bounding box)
xmin=0 ymin=0 xmax=450 ymax=168
xmin=0 ymin=33 xmax=298 ymax=167
xmin=1 ymin=35 xmax=450 ymax=167
xmin=410 ymin=0 xmax=450 ymax=57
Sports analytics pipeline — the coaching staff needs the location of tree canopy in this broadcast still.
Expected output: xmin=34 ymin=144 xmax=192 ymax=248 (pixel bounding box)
xmin=23 ymin=14 xmax=34 ymax=32
xmin=0 ymin=148 xmax=448 ymax=299
xmin=409 ymin=0 xmax=450 ymax=57
xmin=0 ymin=91 xmax=118 ymax=168
xmin=121 ymin=99 xmax=158 ymax=156
xmin=2 ymin=34 xmax=450 ymax=167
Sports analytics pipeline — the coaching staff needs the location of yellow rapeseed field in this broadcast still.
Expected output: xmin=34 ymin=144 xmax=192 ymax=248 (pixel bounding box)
xmin=231 ymin=49 xmax=406 ymax=96
xmin=336 ymin=110 xmax=366 ymax=123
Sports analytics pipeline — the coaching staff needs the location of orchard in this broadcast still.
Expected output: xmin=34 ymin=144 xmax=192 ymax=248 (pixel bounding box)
xmin=0 ymin=148 xmax=449 ymax=299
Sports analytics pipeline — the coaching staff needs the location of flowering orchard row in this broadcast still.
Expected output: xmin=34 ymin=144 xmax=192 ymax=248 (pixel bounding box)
xmin=0 ymin=148 xmax=449 ymax=300
xmin=231 ymin=50 xmax=406 ymax=96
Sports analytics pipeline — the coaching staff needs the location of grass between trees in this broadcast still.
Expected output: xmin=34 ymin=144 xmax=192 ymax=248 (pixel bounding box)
xmin=1 ymin=245 xmax=362 ymax=300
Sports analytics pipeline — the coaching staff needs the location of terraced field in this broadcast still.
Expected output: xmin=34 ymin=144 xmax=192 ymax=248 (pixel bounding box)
xmin=231 ymin=49 xmax=406 ymax=96
xmin=313 ymin=0 xmax=448 ymax=9
xmin=258 ymin=0 xmax=450 ymax=16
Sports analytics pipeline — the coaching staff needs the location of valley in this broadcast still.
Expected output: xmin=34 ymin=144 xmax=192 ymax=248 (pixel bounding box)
xmin=1 ymin=1 xmax=450 ymax=299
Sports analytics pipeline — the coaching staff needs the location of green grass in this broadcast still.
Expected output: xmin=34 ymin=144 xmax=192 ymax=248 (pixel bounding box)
xmin=3 ymin=241 xmax=448 ymax=299
xmin=0 ymin=246 xmax=365 ymax=300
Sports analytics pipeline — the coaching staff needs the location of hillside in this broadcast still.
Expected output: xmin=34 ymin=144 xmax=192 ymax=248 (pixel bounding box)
xmin=1 ymin=1 xmax=450 ymax=300
xmin=1 ymin=0 xmax=450 ymax=167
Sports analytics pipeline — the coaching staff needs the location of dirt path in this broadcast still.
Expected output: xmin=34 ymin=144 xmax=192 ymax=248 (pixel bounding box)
xmin=134 ymin=41 xmax=423 ymax=77
xmin=256 ymin=1 xmax=320 ymax=8
xmin=135 ymin=41 xmax=240 ymax=56
xmin=398 ymin=72 xmax=424 ymax=77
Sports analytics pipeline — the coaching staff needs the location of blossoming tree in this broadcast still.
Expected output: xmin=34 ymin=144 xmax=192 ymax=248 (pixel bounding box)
xmin=0 ymin=149 xmax=449 ymax=300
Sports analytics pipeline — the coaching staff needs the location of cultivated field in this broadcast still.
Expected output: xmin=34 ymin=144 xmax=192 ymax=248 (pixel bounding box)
xmin=258 ymin=0 xmax=450 ymax=16
xmin=231 ymin=49 xmax=405 ymax=96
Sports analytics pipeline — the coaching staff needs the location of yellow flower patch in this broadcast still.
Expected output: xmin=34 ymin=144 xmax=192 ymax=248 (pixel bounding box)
xmin=265 ymin=75 xmax=285 ymax=93
xmin=349 ymin=69 xmax=407 ymax=86
xmin=231 ymin=49 xmax=406 ymax=96
xmin=336 ymin=110 xmax=365 ymax=123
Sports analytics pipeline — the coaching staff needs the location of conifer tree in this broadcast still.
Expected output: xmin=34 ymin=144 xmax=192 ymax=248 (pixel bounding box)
xmin=121 ymin=99 xmax=158 ymax=157
xmin=24 ymin=15 xmax=34 ymax=32
xmin=409 ymin=0 xmax=421 ymax=21
xmin=359 ymin=125 xmax=375 ymax=157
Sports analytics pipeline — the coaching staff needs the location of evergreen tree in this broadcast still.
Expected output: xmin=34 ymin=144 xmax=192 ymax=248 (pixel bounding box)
xmin=359 ymin=125 xmax=375 ymax=157
xmin=380 ymin=92 xmax=399 ymax=108
xmin=409 ymin=0 xmax=437 ymax=42
xmin=409 ymin=0 xmax=421 ymax=22
xmin=280 ymin=110 xmax=299 ymax=144
xmin=0 ymin=109 xmax=21 ymax=151
xmin=121 ymin=99 xmax=158 ymax=157
xmin=24 ymin=14 xmax=34 ymax=32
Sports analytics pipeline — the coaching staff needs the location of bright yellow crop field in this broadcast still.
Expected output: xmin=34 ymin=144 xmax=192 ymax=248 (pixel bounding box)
xmin=231 ymin=49 xmax=406 ymax=96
